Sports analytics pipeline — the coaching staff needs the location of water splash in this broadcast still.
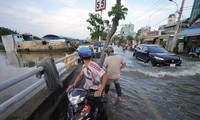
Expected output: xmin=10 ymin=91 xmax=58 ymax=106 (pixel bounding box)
xmin=113 ymin=45 xmax=200 ymax=78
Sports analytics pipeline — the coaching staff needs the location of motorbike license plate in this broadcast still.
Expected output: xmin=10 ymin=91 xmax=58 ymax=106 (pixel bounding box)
xmin=170 ymin=64 xmax=175 ymax=67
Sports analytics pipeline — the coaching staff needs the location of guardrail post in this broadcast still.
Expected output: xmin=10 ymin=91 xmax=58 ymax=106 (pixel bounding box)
xmin=74 ymin=52 xmax=79 ymax=65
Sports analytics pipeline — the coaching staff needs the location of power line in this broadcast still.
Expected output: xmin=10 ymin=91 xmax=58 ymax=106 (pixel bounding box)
xmin=149 ymin=1 xmax=171 ymax=17
xmin=143 ymin=0 xmax=162 ymax=13
xmin=136 ymin=0 xmax=169 ymax=23
xmin=151 ymin=16 xmax=169 ymax=28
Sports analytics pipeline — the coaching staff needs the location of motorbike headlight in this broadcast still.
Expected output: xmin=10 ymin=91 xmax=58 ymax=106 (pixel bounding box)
xmin=78 ymin=97 xmax=85 ymax=103
xmin=154 ymin=56 xmax=164 ymax=61
xmin=69 ymin=95 xmax=79 ymax=105
xmin=68 ymin=95 xmax=85 ymax=105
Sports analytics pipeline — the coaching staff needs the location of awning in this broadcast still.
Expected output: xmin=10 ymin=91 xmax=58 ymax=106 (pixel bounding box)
xmin=178 ymin=27 xmax=200 ymax=36
xmin=144 ymin=37 xmax=158 ymax=42
xmin=144 ymin=38 xmax=154 ymax=41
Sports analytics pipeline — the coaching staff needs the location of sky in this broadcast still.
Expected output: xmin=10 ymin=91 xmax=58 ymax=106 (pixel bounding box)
xmin=0 ymin=0 xmax=194 ymax=39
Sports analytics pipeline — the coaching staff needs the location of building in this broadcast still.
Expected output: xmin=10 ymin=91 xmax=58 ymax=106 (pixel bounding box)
xmin=120 ymin=23 xmax=134 ymax=35
xmin=157 ymin=14 xmax=189 ymax=51
xmin=189 ymin=0 xmax=200 ymax=27
xmin=178 ymin=0 xmax=200 ymax=53
xmin=158 ymin=14 xmax=189 ymax=35
xmin=140 ymin=26 xmax=151 ymax=36
xmin=142 ymin=31 xmax=158 ymax=44
xmin=120 ymin=23 xmax=135 ymax=37
xmin=168 ymin=14 xmax=176 ymax=25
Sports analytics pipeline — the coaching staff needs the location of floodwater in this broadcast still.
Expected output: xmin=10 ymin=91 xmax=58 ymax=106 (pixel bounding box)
xmin=1 ymin=46 xmax=200 ymax=120
xmin=0 ymin=51 xmax=71 ymax=81
xmin=0 ymin=51 xmax=71 ymax=104
xmin=104 ymin=46 xmax=200 ymax=120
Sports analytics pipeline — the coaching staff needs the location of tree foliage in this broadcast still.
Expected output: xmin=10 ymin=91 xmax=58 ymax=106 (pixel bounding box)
xmin=126 ymin=35 xmax=133 ymax=40
xmin=99 ymin=0 xmax=128 ymax=66
xmin=0 ymin=27 xmax=18 ymax=43
xmin=86 ymin=13 xmax=110 ymax=40
xmin=112 ymin=35 xmax=120 ymax=42
xmin=136 ymin=29 xmax=141 ymax=36
xmin=108 ymin=4 xmax=128 ymax=26
xmin=33 ymin=36 xmax=41 ymax=40
xmin=0 ymin=27 xmax=41 ymax=42
xmin=0 ymin=27 xmax=18 ymax=35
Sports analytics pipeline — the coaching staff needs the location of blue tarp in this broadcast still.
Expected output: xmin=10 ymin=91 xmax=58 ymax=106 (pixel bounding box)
xmin=178 ymin=27 xmax=200 ymax=36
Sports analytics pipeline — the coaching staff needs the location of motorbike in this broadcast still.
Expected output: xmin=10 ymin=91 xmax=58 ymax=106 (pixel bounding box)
xmin=66 ymin=81 xmax=100 ymax=120
xmin=189 ymin=47 xmax=200 ymax=58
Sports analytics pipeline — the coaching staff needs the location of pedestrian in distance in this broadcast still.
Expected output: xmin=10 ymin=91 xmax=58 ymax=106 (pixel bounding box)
xmin=66 ymin=47 xmax=108 ymax=120
xmin=104 ymin=46 xmax=126 ymax=101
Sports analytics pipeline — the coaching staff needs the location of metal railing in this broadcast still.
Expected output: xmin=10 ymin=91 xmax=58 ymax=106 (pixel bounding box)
xmin=0 ymin=52 xmax=79 ymax=113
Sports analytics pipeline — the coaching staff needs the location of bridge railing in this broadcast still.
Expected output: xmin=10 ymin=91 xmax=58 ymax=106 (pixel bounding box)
xmin=0 ymin=52 xmax=79 ymax=114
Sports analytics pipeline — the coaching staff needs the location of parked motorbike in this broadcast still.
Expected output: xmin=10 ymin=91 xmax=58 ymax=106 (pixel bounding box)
xmin=66 ymin=81 xmax=100 ymax=120
xmin=189 ymin=47 xmax=200 ymax=58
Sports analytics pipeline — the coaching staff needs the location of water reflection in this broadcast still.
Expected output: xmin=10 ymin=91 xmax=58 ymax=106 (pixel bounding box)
xmin=5 ymin=51 xmax=72 ymax=68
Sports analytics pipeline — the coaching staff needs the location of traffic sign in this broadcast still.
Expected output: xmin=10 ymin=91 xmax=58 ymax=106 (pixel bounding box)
xmin=95 ymin=0 xmax=106 ymax=12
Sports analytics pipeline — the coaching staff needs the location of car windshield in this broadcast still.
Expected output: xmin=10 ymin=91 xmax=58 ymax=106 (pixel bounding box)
xmin=148 ymin=46 xmax=168 ymax=53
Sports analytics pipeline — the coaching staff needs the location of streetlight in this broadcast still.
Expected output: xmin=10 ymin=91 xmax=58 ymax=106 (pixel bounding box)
xmin=169 ymin=0 xmax=178 ymax=13
xmin=169 ymin=0 xmax=185 ymax=52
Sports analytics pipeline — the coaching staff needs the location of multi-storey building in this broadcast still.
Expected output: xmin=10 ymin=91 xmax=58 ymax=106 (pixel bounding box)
xmin=178 ymin=0 xmax=200 ymax=53
xmin=120 ymin=23 xmax=135 ymax=37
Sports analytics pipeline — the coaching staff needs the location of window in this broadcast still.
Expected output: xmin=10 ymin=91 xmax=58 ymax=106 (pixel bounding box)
xmin=143 ymin=46 xmax=148 ymax=52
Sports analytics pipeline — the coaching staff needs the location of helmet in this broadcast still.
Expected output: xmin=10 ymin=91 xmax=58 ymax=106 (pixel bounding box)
xmin=78 ymin=47 xmax=91 ymax=58
xmin=105 ymin=46 xmax=114 ymax=52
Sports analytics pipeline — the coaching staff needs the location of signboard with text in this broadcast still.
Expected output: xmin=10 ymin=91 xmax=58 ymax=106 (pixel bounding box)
xmin=95 ymin=0 xmax=106 ymax=12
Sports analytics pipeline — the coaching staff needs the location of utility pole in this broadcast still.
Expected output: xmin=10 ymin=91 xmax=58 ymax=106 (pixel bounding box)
xmin=149 ymin=15 xmax=151 ymax=27
xmin=171 ymin=0 xmax=185 ymax=52
xmin=99 ymin=10 xmax=102 ymax=42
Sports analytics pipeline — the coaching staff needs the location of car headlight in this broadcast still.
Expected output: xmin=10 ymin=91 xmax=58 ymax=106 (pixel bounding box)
xmin=154 ymin=56 xmax=164 ymax=61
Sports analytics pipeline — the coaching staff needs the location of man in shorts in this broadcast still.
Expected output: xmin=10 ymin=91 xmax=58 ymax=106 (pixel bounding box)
xmin=104 ymin=46 xmax=126 ymax=100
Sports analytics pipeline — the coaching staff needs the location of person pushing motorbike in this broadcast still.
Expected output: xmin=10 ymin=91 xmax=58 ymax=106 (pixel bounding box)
xmin=66 ymin=46 xmax=108 ymax=120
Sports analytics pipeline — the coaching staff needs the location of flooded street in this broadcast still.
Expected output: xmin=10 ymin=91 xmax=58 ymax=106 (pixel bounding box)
xmin=0 ymin=46 xmax=200 ymax=120
xmin=105 ymin=46 xmax=200 ymax=120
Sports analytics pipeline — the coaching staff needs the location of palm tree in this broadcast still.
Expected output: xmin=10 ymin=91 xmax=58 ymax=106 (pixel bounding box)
xmin=99 ymin=0 xmax=128 ymax=66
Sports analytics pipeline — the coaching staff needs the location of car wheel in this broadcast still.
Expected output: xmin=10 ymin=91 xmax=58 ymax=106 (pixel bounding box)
xmin=135 ymin=55 xmax=139 ymax=60
xmin=148 ymin=59 xmax=156 ymax=66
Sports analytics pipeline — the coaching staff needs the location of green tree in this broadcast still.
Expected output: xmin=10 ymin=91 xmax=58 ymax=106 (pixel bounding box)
xmin=126 ymin=35 xmax=133 ymax=41
xmin=112 ymin=35 xmax=120 ymax=42
xmin=0 ymin=27 xmax=18 ymax=43
xmin=86 ymin=13 xmax=110 ymax=40
xmin=119 ymin=37 xmax=126 ymax=43
xmin=99 ymin=0 xmax=128 ymax=66
xmin=33 ymin=36 xmax=41 ymax=40
xmin=136 ymin=29 xmax=141 ymax=36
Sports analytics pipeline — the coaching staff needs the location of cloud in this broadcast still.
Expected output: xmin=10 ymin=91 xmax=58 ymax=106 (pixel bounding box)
xmin=0 ymin=0 xmax=93 ymax=39
xmin=0 ymin=0 xmax=194 ymax=39
xmin=116 ymin=0 xmax=194 ymax=32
